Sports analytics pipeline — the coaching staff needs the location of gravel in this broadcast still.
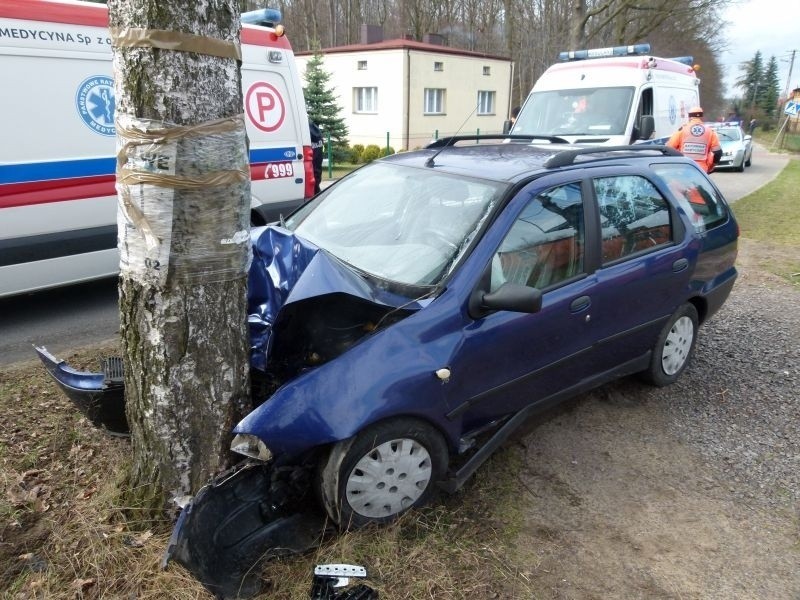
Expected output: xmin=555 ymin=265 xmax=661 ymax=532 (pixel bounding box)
xmin=661 ymin=276 xmax=800 ymax=509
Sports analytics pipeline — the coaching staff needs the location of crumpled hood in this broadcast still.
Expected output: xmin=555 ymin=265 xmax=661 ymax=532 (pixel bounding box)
xmin=247 ymin=226 xmax=425 ymax=371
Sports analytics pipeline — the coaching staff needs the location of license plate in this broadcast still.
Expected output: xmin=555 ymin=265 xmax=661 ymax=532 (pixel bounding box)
xmin=265 ymin=162 xmax=295 ymax=178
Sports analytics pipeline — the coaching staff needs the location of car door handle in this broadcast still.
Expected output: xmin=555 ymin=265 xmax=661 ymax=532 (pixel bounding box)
xmin=570 ymin=295 xmax=591 ymax=312
xmin=672 ymin=258 xmax=689 ymax=273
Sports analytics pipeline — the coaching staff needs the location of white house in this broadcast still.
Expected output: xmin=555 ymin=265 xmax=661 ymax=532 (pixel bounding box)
xmin=296 ymin=31 xmax=513 ymax=151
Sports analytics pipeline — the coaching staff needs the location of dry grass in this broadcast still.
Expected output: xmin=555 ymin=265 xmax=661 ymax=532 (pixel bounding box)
xmin=1 ymin=346 xmax=540 ymax=599
xmin=731 ymin=157 xmax=800 ymax=287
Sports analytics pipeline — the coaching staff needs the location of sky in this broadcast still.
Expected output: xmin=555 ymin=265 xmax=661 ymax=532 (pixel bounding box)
xmin=720 ymin=0 xmax=799 ymax=99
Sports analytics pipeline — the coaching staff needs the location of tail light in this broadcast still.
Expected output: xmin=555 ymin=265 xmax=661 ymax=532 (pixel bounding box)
xmin=303 ymin=145 xmax=315 ymax=199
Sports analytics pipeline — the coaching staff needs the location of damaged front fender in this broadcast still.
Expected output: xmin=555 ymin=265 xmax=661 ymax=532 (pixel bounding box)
xmin=164 ymin=460 xmax=331 ymax=599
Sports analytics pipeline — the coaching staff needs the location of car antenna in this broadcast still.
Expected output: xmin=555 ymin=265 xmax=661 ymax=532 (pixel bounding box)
xmin=425 ymin=103 xmax=479 ymax=168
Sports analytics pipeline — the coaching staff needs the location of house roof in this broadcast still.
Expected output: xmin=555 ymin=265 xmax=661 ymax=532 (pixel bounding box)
xmin=296 ymin=39 xmax=510 ymax=62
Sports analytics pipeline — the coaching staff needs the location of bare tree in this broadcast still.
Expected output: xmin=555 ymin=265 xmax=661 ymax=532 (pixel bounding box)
xmin=108 ymin=0 xmax=251 ymax=511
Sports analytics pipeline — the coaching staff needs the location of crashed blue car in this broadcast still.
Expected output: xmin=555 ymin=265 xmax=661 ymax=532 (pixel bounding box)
xmin=39 ymin=138 xmax=739 ymax=596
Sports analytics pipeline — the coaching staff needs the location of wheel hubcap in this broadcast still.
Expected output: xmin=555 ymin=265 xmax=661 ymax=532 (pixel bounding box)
xmin=345 ymin=438 xmax=432 ymax=519
xmin=661 ymin=315 xmax=694 ymax=375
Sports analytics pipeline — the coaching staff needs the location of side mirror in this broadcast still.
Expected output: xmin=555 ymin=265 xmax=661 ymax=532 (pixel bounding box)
xmin=469 ymin=283 xmax=542 ymax=318
xmin=502 ymin=119 xmax=513 ymax=135
xmin=744 ymin=135 xmax=752 ymax=142
xmin=638 ymin=115 xmax=655 ymax=140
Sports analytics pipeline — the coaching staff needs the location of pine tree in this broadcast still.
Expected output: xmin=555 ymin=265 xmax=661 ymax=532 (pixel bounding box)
xmin=303 ymin=53 xmax=349 ymax=161
xmin=736 ymin=51 xmax=764 ymax=109
xmin=760 ymin=56 xmax=780 ymax=117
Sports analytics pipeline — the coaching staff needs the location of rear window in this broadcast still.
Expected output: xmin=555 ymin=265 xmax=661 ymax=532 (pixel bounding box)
xmin=650 ymin=163 xmax=729 ymax=232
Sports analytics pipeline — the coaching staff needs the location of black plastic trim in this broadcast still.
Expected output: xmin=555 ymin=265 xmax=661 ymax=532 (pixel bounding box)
xmin=0 ymin=225 xmax=116 ymax=267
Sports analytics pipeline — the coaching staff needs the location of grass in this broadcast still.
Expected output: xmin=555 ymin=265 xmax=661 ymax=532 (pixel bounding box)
xmin=730 ymin=157 xmax=800 ymax=286
xmin=321 ymin=162 xmax=360 ymax=180
xmin=0 ymin=347 xmax=540 ymax=599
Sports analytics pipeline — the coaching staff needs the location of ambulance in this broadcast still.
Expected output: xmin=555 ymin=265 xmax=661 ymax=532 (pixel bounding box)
xmin=0 ymin=0 xmax=314 ymax=298
xmin=509 ymin=43 xmax=700 ymax=146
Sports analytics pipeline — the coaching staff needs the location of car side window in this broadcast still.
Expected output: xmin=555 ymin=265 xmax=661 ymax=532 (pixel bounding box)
xmin=593 ymin=175 xmax=672 ymax=264
xmin=490 ymin=182 xmax=584 ymax=292
xmin=650 ymin=163 xmax=729 ymax=232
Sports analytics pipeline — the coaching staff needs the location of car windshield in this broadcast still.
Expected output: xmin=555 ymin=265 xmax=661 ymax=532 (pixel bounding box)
xmin=285 ymin=162 xmax=505 ymax=287
xmin=513 ymin=86 xmax=635 ymax=136
xmin=715 ymin=127 xmax=742 ymax=141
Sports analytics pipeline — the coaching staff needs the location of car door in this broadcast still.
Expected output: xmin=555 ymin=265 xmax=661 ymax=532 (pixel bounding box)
xmin=586 ymin=168 xmax=693 ymax=372
xmin=442 ymin=178 xmax=602 ymax=431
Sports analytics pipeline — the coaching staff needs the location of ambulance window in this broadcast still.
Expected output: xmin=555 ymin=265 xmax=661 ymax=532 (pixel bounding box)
xmin=641 ymin=88 xmax=653 ymax=116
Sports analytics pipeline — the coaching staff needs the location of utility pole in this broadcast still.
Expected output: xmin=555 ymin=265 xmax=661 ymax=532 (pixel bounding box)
xmin=783 ymin=49 xmax=797 ymax=100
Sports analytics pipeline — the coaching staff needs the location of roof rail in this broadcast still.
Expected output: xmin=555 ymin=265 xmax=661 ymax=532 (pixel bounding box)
xmin=426 ymin=134 xmax=570 ymax=149
xmin=544 ymin=145 xmax=682 ymax=168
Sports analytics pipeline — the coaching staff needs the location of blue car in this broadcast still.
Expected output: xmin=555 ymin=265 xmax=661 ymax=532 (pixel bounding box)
xmin=234 ymin=139 xmax=738 ymax=523
xmin=38 ymin=138 xmax=739 ymax=596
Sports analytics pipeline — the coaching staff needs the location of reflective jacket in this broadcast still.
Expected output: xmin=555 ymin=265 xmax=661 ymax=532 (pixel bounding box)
xmin=666 ymin=118 xmax=721 ymax=173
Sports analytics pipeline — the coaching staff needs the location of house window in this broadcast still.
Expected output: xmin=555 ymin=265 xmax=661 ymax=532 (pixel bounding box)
xmin=424 ymin=88 xmax=445 ymax=114
xmin=434 ymin=61 xmax=444 ymax=72
xmin=357 ymin=60 xmax=367 ymax=70
xmin=483 ymin=66 xmax=491 ymax=76
xmin=477 ymin=91 xmax=495 ymax=115
xmin=354 ymin=87 xmax=378 ymax=113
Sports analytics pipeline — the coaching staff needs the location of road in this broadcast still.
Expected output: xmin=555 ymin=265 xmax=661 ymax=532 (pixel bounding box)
xmin=0 ymin=145 xmax=790 ymax=366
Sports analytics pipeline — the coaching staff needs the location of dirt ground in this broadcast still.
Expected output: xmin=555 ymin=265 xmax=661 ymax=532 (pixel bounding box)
xmin=508 ymin=384 xmax=798 ymax=599
xmin=500 ymin=242 xmax=799 ymax=600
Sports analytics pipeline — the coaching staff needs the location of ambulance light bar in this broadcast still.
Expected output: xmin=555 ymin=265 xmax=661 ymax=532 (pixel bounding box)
xmin=667 ymin=56 xmax=695 ymax=67
xmin=241 ymin=8 xmax=282 ymax=27
xmin=558 ymin=43 xmax=651 ymax=62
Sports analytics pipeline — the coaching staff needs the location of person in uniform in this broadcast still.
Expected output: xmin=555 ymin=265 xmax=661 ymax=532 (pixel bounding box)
xmin=666 ymin=106 xmax=722 ymax=173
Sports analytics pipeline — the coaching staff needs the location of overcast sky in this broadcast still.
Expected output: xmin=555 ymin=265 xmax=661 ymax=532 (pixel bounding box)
xmin=720 ymin=0 xmax=799 ymax=99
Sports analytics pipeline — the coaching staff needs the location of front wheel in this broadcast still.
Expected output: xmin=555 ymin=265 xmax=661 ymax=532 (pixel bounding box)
xmin=318 ymin=418 xmax=448 ymax=529
xmin=641 ymin=303 xmax=699 ymax=387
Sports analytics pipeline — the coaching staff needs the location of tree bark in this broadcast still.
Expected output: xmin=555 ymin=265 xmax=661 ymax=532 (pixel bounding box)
xmin=108 ymin=0 xmax=251 ymax=512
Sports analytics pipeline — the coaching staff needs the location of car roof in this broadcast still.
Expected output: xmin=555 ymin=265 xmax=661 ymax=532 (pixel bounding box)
xmin=381 ymin=138 xmax=686 ymax=184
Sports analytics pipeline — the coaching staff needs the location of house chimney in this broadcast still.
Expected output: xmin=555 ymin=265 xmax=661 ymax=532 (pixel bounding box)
xmin=422 ymin=33 xmax=446 ymax=46
xmin=360 ymin=24 xmax=383 ymax=44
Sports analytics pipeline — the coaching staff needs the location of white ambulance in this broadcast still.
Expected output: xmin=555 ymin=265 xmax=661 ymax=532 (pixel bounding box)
xmin=509 ymin=44 xmax=700 ymax=146
xmin=0 ymin=0 xmax=314 ymax=298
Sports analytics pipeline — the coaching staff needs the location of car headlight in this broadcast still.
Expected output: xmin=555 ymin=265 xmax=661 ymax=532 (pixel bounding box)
xmin=230 ymin=433 xmax=273 ymax=461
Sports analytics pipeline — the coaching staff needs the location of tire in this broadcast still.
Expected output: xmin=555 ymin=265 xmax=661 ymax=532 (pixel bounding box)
xmin=745 ymin=154 xmax=752 ymax=167
xmin=642 ymin=303 xmax=699 ymax=387
xmin=318 ymin=418 xmax=448 ymax=528
xmin=735 ymin=161 xmax=744 ymax=173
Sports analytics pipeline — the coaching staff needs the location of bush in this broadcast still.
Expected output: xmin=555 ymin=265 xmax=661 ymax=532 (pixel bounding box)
xmin=362 ymin=145 xmax=383 ymax=163
xmin=349 ymin=144 xmax=365 ymax=164
xmin=331 ymin=145 xmax=350 ymax=164
xmin=383 ymin=146 xmax=395 ymax=156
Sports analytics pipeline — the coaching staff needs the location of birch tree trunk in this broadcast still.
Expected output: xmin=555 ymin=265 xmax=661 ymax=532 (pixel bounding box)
xmin=108 ymin=0 xmax=251 ymax=512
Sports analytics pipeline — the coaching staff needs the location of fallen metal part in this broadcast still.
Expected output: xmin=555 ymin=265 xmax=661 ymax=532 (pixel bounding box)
xmin=164 ymin=461 xmax=330 ymax=599
xmin=310 ymin=564 xmax=377 ymax=600
xmin=33 ymin=345 xmax=128 ymax=435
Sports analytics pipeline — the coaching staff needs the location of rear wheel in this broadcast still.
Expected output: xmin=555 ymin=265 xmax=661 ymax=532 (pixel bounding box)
xmin=642 ymin=303 xmax=699 ymax=387
xmin=318 ymin=418 xmax=448 ymax=528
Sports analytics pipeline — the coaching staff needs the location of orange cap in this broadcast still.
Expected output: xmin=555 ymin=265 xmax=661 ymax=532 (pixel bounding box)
xmin=688 ymin=106 xmax=704 ymax=115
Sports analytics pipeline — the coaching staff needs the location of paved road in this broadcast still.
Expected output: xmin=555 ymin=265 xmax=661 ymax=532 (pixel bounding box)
xmin=709 ymin=143 xmax=789 ymax=203
xmin=0 ymin=145 xmax=790 ymax=367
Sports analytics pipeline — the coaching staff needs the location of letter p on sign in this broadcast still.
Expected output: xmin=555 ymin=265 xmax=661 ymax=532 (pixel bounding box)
xmin=246 ymin=82 xmax=286 ymax=132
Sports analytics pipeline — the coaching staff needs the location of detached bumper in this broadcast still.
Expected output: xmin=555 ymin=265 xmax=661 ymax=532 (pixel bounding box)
xmin=163 ymin=461 xmax=329 ymax=599
xmin=34 ymin=346 xmax=128 ymax=435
